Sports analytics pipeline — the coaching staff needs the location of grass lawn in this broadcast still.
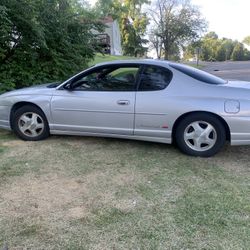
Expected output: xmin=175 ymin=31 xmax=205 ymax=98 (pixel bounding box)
xmin=0 ymin=129 xmax=249 ymax=249
xmin=90 ymin=53 xmax=136 ymax=65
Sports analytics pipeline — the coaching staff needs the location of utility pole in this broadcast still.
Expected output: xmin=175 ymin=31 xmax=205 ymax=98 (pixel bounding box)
xmin=195 ymin=47 xmax=201 ymax=67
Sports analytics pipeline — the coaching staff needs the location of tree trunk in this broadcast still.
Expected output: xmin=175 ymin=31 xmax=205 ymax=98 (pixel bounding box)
xmin=163 ymin=40 xmax=169 ymax=60
xmin=164 ymin=49 xmax=169 ymax=60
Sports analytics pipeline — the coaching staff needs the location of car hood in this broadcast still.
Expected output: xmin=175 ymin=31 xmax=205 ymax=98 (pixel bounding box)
xmin=0 ymin=82 xmax=61 ymax=98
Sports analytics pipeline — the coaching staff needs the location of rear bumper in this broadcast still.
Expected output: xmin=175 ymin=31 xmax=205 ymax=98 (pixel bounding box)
xmin=224 ymin=115 xmax=250 ymax=145
xmin=231 ymin=133 xmax=250 ymax=145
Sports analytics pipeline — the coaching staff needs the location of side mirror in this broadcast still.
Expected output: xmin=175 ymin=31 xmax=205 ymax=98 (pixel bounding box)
xmin=63 ymin=80 xmax=88 ymax=90
xmin=64 ymin=82 xmax=73 ymax=90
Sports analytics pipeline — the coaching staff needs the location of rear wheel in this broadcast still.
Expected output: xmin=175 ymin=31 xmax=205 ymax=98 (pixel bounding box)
xmin=12 ymin=105 xmax=50 ymax=141
xmin=175 ymin=113 xmax=226 ymax=157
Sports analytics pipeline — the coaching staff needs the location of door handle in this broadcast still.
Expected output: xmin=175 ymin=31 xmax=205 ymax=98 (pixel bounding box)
xmin=117 ymin=100 xmax=130 ymax=105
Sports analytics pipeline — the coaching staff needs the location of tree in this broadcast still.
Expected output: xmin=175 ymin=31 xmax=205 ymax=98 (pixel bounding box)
xmin=199 ymin=32 xmax=221 ymax=61
xmin=120 ymin=1 xmax=149 ymax=57
xmin=184 ymin=32 xmax=240 ymax=62
xmin=216 ymin=45 xmax=226 ymax=61
xmin=231 ymin=42 xmax=245 ymax=61
xmin=0 ymin=0 xmax=103 ymax=92
xmin=243 ymin=36 xmax=250 ymax=46
xmin=221 ymin=39 xmax=235 ymax=61
xmin=149 ymin=28 xmax=163 ymax=58
xmin=94 ymin=0 xmax=119 ymax=18
xmin=94 ymin=0 xmax=150 ymax=57
xmin=242 ymin=36 xmax=250 ymax=60
xmin=214 ymin=38 xmax=235 ymax=61
xmin=244 ymin=48 xmax=250 ymax=60
xmin=0 ymin=6 xmax=12 ymax=61
xmin=149 ymin=0 xmax=207 ymax=60
xmin=204 ymin=31 xmax=218 ymax=40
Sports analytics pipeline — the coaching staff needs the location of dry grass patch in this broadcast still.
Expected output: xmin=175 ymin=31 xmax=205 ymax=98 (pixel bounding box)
xmin=0 ymin=129 xmax=250 ymax=249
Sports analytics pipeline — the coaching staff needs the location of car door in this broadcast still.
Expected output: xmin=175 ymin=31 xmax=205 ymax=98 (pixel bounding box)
xmin=50 ymin=64 xmax=140 ymax=135
xmin=134 ymin=64 xmax=173 ymax=139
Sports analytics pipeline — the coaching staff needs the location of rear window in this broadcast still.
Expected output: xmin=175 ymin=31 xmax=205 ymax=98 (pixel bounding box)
xmin=170 ymin=63 xmax=227 ymax=85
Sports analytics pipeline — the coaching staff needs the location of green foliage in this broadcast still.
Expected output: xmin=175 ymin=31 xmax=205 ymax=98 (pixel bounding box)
xmin=94 ymin=0 xmax=150 ymax=57
xmin=243 ymin=36 xmax=250 ymax=46
xmin=0 ymin=0 xmax=104 ymax=93
xmin=244 ymin=48 xmax=250 ymax=60
xmin=0 ymin=6 xmax=12 ymax=60
xmin=216 ymin=45 xmax=226 ymax=61
xmin=120 ymin=0 xmax=150 ymax=57
xmin=94 ymin=0 xmax=117 ymax=17
xmin=184 ymin=32 xmax=250 ymax=62
xmin=204 ymin=31 xmax=218 ymax=40
xmin=231 ymin=42 xmax=244 ymax=61
xmin=200 ymin=35 xmax=221 ymax=61
xmin=221 ymin=39 xmax=235 ymax=61
xmin=211 ymin=38 xmax=235 ymax=61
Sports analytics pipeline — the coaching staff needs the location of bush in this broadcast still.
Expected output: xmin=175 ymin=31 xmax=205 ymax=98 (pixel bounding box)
xmin=0 ymin=0 xmax=104 ymax=93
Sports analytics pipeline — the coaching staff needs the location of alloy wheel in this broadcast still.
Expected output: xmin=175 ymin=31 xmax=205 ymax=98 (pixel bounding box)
xmin=18 ymin=112 xmax=45 ymax=137
xmin=183 ymin=121 xmax=217 ymax=152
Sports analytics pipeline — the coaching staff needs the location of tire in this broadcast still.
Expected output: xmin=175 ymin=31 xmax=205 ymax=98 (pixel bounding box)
xmin=175 ymin=113 xmax=226 ymax=157
xmin=12 ymin=105 xmax=50 ymax=141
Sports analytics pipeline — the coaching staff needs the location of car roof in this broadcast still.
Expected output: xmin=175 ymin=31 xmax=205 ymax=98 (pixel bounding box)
xmin=94 ymin=59 xmax=172 ymax=67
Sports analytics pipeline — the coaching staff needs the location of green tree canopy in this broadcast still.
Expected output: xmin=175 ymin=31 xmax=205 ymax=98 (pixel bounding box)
xmin=0 ymin=0 xmax=103 ymax=92
xmin=243 ymin=36 xmax=250 ymax=46
xmin=184 ymin=32 xmax=249 ymax=62
xmin=231 ymin=42 xmax=245 ymax=61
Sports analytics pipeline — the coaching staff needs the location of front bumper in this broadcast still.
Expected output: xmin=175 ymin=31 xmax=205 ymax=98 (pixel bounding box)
xmin=0 ymin=119 xmax=11 ymax=130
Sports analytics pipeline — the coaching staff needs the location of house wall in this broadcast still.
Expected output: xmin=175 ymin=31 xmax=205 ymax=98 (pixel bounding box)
xmin=104 ymin=21 xmax=122 ymax=56
xmin=111 ymin=20 xmax=122 ymax=55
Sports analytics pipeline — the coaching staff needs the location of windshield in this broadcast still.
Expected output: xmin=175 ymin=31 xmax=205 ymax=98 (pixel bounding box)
xmin=170 ymin=63 xmax=227 ymax=85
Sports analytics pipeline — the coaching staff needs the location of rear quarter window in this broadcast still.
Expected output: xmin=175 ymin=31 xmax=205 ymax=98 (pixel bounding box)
xmin=170 ymin=63 xmax=226 ymax=85
xmin=138 ymin=65 xmax=173 ymax=91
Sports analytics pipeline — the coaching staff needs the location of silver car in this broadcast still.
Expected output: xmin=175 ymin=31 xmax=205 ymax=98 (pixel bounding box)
xmin=1 ymin=59 xmax=250 ymax=157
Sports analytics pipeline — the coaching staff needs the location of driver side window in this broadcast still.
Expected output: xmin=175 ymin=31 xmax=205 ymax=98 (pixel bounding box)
xmin=72 ymin=65 xmax=139 ymax=91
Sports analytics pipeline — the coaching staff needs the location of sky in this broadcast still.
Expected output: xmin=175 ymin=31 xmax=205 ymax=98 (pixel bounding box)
xmin=192 ymin=0 xmax=249 ymax=42
xmin=89 ymin=0 xmax=249 ymax=42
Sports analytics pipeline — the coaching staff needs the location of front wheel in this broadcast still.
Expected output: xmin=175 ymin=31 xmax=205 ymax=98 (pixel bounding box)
xmin=175 ymin=114 xmax=226 ymax=157
xmin=12 ymin=105 xmax=50 ymax=141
